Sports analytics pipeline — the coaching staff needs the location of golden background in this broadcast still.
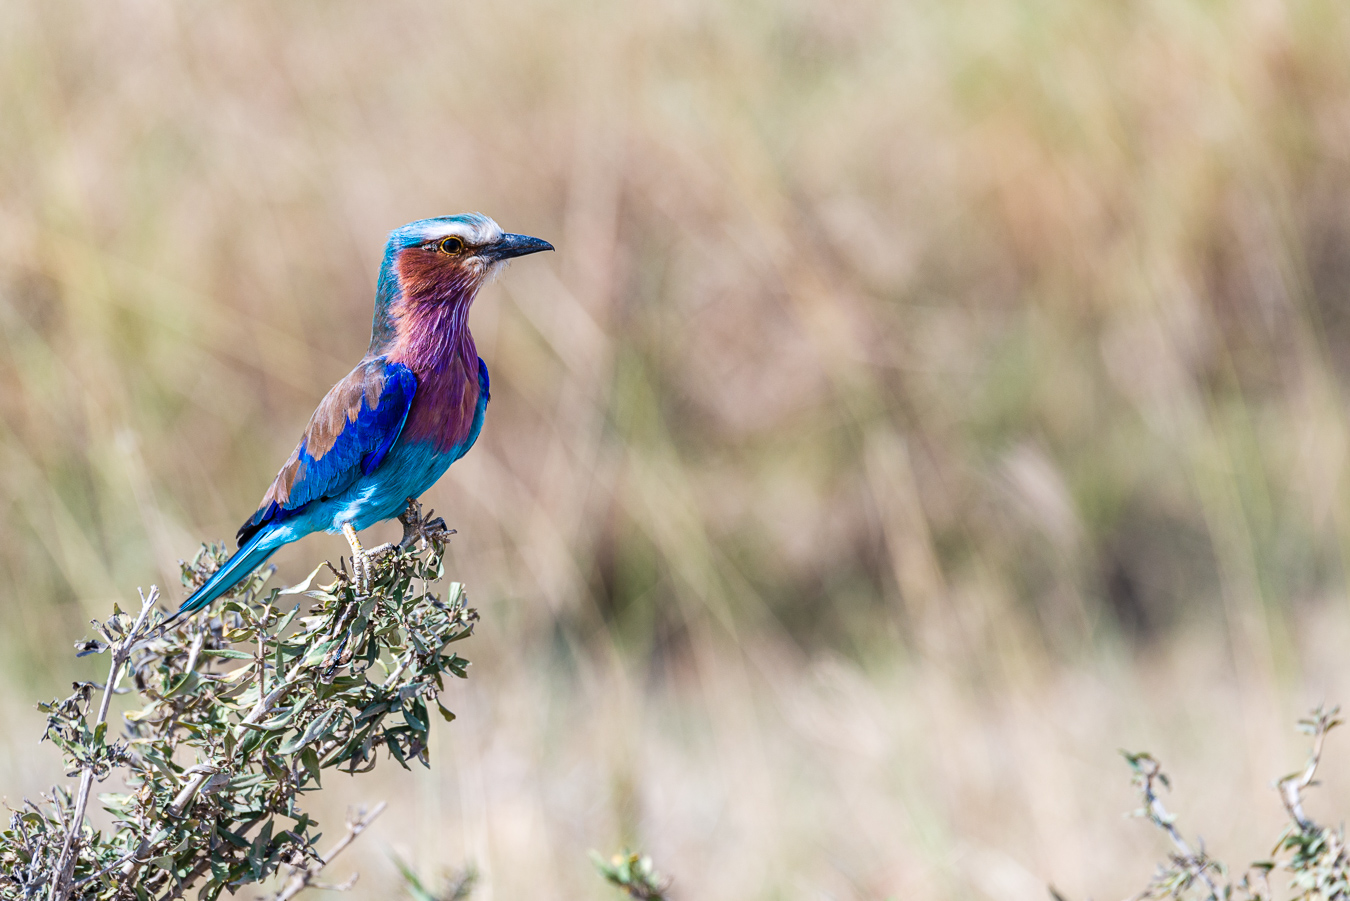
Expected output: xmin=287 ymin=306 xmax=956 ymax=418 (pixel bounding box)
xmin=3 ymin=1 xmax=1350 ymax=897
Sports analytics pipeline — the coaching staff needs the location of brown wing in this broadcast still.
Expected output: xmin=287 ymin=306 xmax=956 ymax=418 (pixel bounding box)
xmin=235 ymin=358 xmax=417 ymax=545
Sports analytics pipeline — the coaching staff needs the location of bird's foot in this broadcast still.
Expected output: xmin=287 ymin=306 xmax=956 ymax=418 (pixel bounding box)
xmin=398 ymin=498 xmax=454 ymax=550
xmin=362 ymin=541 xmax=399 ymax=575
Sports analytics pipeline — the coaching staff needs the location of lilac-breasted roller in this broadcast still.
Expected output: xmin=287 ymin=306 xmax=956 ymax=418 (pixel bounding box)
xmin=168 ymin=214 xmax=552 ymax=622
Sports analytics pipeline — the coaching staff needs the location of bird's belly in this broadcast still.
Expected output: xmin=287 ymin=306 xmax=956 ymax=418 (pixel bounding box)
xmin=325 ymin=441 xmax=453 ymax=532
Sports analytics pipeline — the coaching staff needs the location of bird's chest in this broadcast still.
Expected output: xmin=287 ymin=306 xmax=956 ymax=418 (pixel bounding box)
xmin=401 ymin=359 xmax=482 ymax=454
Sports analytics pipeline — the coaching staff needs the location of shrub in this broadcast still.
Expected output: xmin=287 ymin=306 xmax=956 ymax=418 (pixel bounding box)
xmin=0 ymin=503 xmax=475 ymax=901
xmin=1115 ymin=706 xmax=1350 ymax=900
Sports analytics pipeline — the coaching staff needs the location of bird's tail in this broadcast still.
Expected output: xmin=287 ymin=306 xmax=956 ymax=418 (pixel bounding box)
xmin=165 ymin=531 xmax=278 ymax=627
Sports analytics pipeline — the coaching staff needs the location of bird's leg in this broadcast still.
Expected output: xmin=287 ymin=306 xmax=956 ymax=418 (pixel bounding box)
xmin=340 ymin=522 xmax=370 ymax=594
xmin=397 ymin=498 xmax=425 ymax=549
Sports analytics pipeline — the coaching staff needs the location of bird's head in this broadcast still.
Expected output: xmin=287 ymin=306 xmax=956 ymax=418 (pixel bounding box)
xmin=372 ymin=213 xmax=553 ymax=350
xmin=384 ymin=212 xmax=552 ymax=295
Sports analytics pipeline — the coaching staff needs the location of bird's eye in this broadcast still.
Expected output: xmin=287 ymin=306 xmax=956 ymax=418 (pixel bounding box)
xmin=439 ymin=236 xmax=465 ymax=254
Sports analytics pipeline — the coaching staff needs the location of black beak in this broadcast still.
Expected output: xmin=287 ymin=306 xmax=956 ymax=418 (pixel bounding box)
xmin=486 ymin=233 xmax=554 ymax=261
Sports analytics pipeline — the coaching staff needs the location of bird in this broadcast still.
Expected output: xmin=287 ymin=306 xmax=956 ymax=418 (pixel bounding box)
xmin=167 ymin=213 xmax=552 ymax=623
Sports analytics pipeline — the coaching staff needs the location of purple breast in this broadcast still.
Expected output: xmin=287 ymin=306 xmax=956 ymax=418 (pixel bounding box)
xmin=401 ymin=357 xmax=480 ymax=453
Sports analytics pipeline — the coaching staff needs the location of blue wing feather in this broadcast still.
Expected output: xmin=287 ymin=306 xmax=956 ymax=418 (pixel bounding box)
xmin=237 ymin=359 xmax=417 ymax=545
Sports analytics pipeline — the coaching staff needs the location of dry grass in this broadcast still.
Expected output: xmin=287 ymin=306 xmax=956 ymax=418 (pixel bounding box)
xmin=4 ymin=0 xmax=1350 ymax=897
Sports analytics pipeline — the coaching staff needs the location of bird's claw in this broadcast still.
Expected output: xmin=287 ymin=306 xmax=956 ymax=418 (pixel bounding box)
xmin=398 ymin=498 xmax=453 ymax=550
xmin=337 ymin=503 xmax=451 ymax=596
xmin=359 ymin=542 xmax=398 ymax=589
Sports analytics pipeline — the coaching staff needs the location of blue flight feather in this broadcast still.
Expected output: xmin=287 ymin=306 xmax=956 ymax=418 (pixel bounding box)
xmin=165 ymin=532 xmax=278 ymax=623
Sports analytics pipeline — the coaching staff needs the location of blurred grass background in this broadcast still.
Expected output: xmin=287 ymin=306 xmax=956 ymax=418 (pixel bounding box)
xmin=3 ymin=0 xmax=1350 ymax=897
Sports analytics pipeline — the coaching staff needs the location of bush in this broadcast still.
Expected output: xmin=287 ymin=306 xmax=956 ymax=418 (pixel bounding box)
xmin=1115 ymin=706 xmax=1350 ymax=900
xmin=0 ymin=503 xmax=475 ymax=901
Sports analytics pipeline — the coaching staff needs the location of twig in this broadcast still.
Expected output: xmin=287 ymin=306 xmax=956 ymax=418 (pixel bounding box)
xmin=1278 ymin=706 xmax=1342 ymax=830
xmin=272 ymin=802 xmax=387 ymax=901
xmin=1126 ymin=753 xmax=1221 ymax=901
xmin=48 ymin=586 xmax=160 ymax=901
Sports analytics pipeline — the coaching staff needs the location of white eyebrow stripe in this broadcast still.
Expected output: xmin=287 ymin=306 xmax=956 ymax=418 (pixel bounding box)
xmin=419 ymin=215 xmax=503 ymax=246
